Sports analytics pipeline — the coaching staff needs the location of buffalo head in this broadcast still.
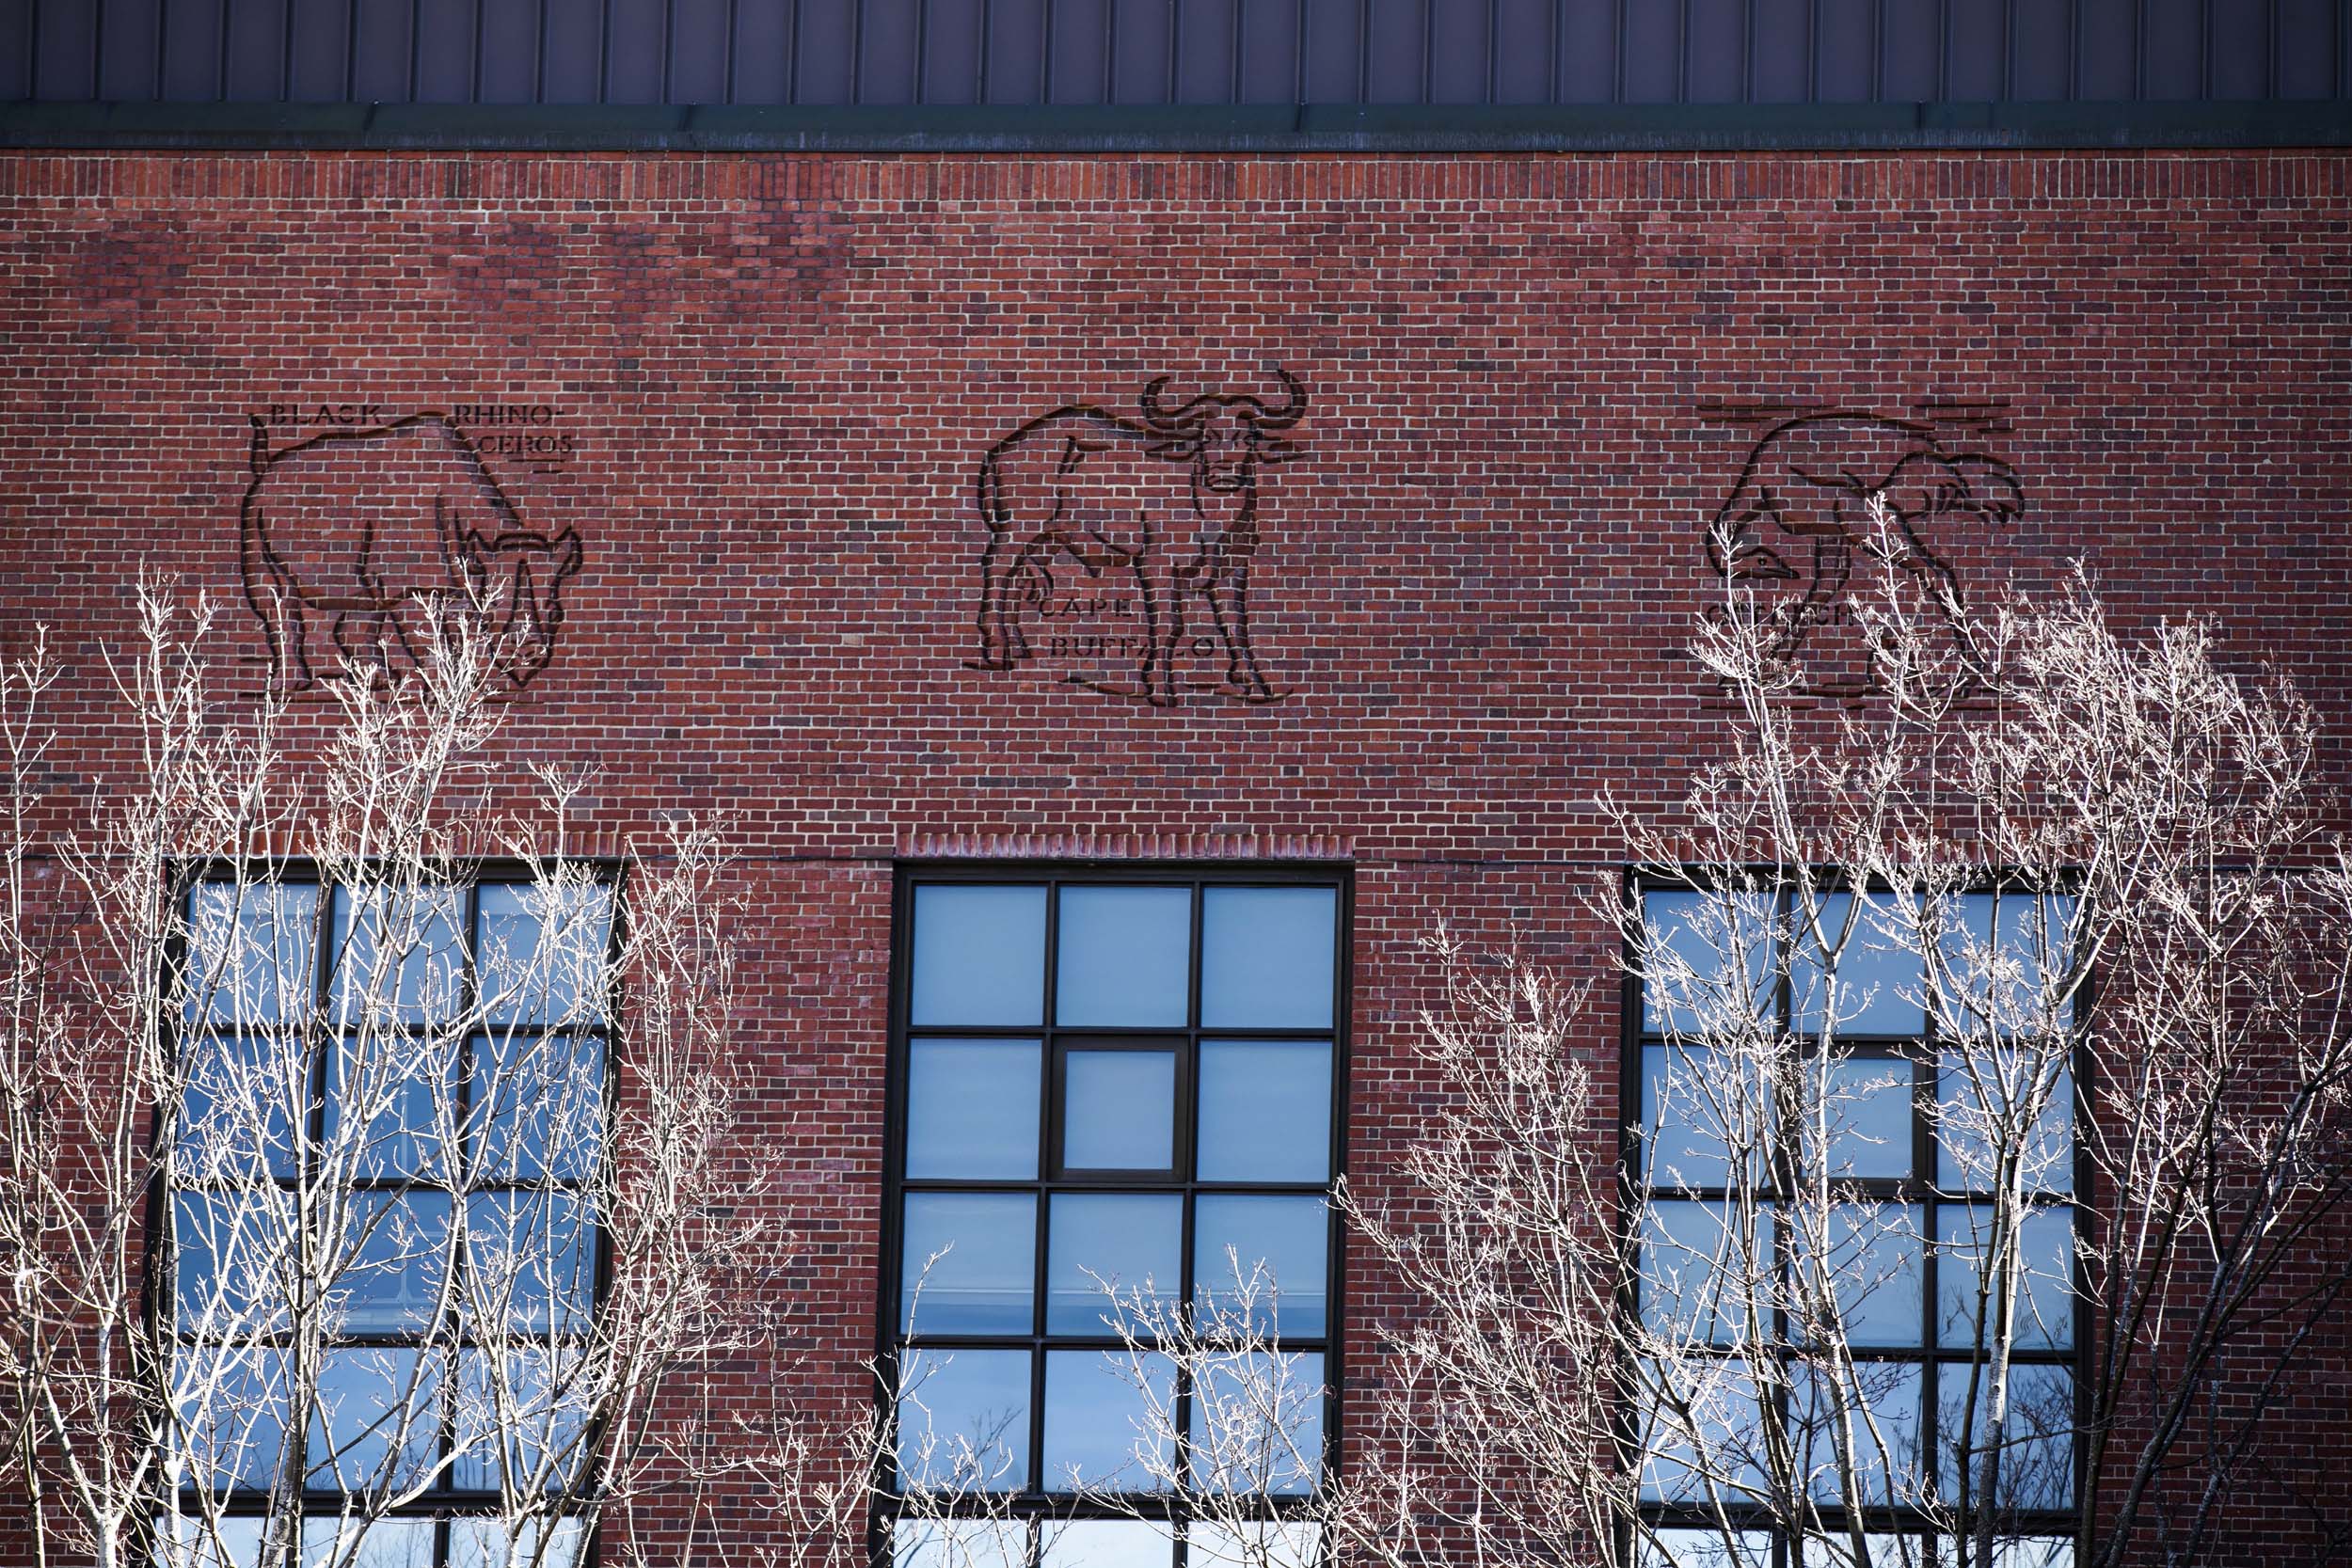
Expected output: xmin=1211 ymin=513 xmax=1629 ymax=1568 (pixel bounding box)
xmin=1138 ymin=371 xmax=1308 ymax=492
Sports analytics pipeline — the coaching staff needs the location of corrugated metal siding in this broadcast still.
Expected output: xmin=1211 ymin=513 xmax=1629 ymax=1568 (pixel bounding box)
xmin=7 ymin=0 xmax=2347 ymax=108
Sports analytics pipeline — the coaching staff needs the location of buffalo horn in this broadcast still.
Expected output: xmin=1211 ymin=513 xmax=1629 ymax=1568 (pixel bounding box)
xmin=1250 ymin=368 xmax=1307 ymax=429
xmin=1139 ymin=374 xmax=1209 ymax=430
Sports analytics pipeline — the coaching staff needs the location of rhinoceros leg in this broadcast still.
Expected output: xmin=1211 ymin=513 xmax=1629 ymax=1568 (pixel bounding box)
xmin=335 ymin=533 xmax=399 ymax=688
xmin=239 ymin=501 xmax=316 ymax=695
xmin=344 ymin=522 xmax=434 ymax=689
xmin=332 ymin=605 xmax=400 ymax=687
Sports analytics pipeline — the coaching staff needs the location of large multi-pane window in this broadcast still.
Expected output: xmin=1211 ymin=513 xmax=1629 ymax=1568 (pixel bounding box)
xmin=886 ymin=869 xmax=1346 ymax=1568
xmin=167 ymin=871 xmax=612 ymax=1568
xmin=1631 ymin=887 xmax=2079 ymax=1568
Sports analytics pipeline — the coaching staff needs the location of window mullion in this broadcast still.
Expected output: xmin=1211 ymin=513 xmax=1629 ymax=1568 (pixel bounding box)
xmin=1041 ymin=877 xmax=1062 ymax=1035
xmin=295 ymin=876 xmax=336 ymax=1509
xmin=1028 ymin=1308 xmax=1048 ymax=1505
xmin=443 ymin=878 xmax=485 ymax=1528
xmin=1920 ymin=972 xmax=1944 ymax=1531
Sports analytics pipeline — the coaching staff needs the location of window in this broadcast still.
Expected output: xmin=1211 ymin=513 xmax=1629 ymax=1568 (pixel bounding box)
xmin=1631 ymin=888 xmax=2078 ymax=1568
xmin=167 ymin=871 xmax=612 ymax=1568
xmin=886 ymin=870 xmax=1346 ymax=1566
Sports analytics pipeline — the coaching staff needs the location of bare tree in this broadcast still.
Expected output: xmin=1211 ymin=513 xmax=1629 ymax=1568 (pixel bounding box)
xmin=0 ymin=585 xmax=801 ymax=1568
xmin=649 ymin=1279 xmax=1039 ymax=1568
xmin=1630 ymin=513 xmax=2352 ymax=1568
xmin=0 ymin=582 xmax=1113 ymax=1568
xmin=1330 ymin=947 xmax=1632 ymax=1568
xmin=1329 ymin=511 xmax=2352 ymax=1568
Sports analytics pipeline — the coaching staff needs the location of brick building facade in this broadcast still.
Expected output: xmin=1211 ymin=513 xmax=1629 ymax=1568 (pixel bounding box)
xmin=6 ymin=4 xmax=2352 ymax=1562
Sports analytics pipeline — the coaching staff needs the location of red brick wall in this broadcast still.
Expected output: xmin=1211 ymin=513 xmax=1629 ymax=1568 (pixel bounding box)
xmin=4 ymin=149 xmax=2350 ymax=1560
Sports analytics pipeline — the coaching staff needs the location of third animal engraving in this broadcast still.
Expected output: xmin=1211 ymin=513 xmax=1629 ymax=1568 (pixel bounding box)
xmin=1706 ymin=407 xmax=2025 ymax=692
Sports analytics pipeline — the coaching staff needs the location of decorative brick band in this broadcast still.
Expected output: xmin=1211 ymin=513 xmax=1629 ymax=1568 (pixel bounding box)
xmin=896 ymin=831 xmax=1353 ymax=862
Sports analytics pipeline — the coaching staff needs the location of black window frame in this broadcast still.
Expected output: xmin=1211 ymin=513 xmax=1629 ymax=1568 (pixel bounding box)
xmin=1046 ymin=1037 xmax=1191 ymax=1183
xmin=1620 ymin=871 xmax=2090 ymax=1568
xmin=156 ymin=857 xmax=625 ymax=1568
xmin=882 ymin=861 xmax=1353 ymax=1557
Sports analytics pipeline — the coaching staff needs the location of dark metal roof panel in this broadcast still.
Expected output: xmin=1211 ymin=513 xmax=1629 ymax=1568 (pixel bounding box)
xmin=5 ymin=0 xmax=2348 ymax=149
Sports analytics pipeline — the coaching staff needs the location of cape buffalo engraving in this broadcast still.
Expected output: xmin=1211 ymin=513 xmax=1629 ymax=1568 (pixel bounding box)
xmin=971 ymin=372 xmax=1307 ymax=706
xmin=238 ymin=414 xmax=583 ymax=695
xmin=1708 ymin=411 xmax=2024 ymax=682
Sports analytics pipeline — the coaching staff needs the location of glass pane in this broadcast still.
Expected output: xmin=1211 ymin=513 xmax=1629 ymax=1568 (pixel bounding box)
xmin=448 ymin=1518 xmax=587 ymax=1568
xmin=1792 ymin=892 xmax=1927 ymax=1036
xmin=1188 ymin=1524 xmax=1321 ymax=1568
xmin=1936 ymin=1205 xmax=2075 ymax=1351
xmin=1936 ymin=1361 xmax=2075 ymax=1511
xmin=1797 ymin=1534 xmax=1927 ymax=1568
xmin=1638 ymin=1200 xmax=1772 ymax=1347
xmin=912 ymin=884 xmax=1047 ymax=1027
xmin=1057 ymin=885 xmax=1191 ymax=1027
xmin=1061 ymin=1050 xmax=1175 ymax=1171
xmin=1640 ymin=891 xmax=1773 ymax=1037
xmin=1814 ymin=1055 xmax=1915 ymax=1180
xmin=299 ymin=1518 xmax=437 ymax=1568
xmin=1047 ymin=1193 xmax=1181 ymax=1335
xmin=1189 ymin=1351 xmax=1323 ymax=1495
xmin=1982 ymin=1543 xmax=2074 ymax=1568
xmin=153 ymin=1515 xmax=270 ymax=1568
xmin=454 ymin=1344 xmax=592 ymax=1492
xmin=478 ymin=880 xmax=614 ymax=1026
xmin=329 ymin=884 xmax=466 ymax=1025
xmin=1194 ymin=1195 xmax=1327 ymax=1337
xmin=1791 ymin=1358 xmax=1922 ymax=1502
xmin=467 ymin=1191 xmax=596 ymax=1333
xmin=1641 ymin=1043 xmax=1764 ymax=1191
xmin=183 ymin=882 xmax=320 ymax=1026
xmin=1637 ymin=1529 xmax=1773 ymax=1568
xmin=896 ymin=1521 xmax=1030 ymax=1568
xmin=177 ymin=1034 xmax=304 ymax=1180
xmin=172 ymin=1346 xmax=289 ymax=1491
xmin=1043 ymin=1522 xmax=1173 ymax=1568
xmin=1790 ymin=1202 xmax=1924 ymax=1349
xmin=1931 ymin=894 xmax=2074 ymax=1037
xmin=907 ymin=1038 xmax=1041 ymax=1180
xmin=1937 ymin=1054 xmax=2073 ymax=1196
xmin=1636 ymin=1354 xmax=1766 ymax=1503
xmin=173 ymin=1190 xmax=294 ymax=1335
xmin=900 ymin=1192 xmax=1037 ymax=1336
xmin=1197 ymin=1039 xmax=1331 ymax=1181
xmin=326 ymin=1032 xmax=459 ymax=1180
xmin=306 ymin=1347 xmax=440 ymax=1491
xmin=897 ymin=1348 xmax=1032 ymax=1492
xmin=337 ymin=1190 xmax=453 ymax=1334
xmin=1200 ymin=887 xmax=1336 ymax=1029
xmin=472 ymin=1031 xmax=604 ymax=1182
xmin=1042 ymin=1349 xmax=1175 ymax=1493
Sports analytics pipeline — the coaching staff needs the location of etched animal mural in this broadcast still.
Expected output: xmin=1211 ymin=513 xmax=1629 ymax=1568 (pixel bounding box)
xmin=239 ymin=414 xmax=583 ymax=695
xmin=971 ymin=371 xmax=1308 ymax=706
xmin=1708 ymin=411 xmax=2024 ymax=674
